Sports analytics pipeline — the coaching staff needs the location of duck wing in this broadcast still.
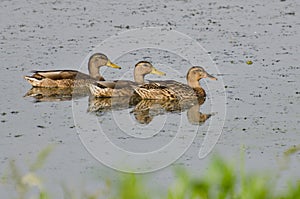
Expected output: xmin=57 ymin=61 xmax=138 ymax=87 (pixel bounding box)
xmin=134 ymin=82 xmax=177 ymax=100
xmin=31 ymin=70 xmax=91 ymax=80
xmin=94 ymin=80 xmax=138 ymax=89
xmin=137 ymin=80 xmax=196 ymax=99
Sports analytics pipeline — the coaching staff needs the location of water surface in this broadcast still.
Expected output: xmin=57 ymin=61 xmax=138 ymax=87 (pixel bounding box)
xmin=0 ymin=0 xmax=299 ymax=197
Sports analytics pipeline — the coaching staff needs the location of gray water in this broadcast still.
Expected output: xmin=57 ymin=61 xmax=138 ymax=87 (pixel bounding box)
xmin=1 ymin=0 xmax=299 ymax=198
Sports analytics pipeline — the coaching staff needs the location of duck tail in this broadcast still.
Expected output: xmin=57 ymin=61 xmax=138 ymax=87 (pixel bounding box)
xmin=88 ymin=83 xmax=98 ymax=96
xmin=134 ymin=88 xmax=151 ymax=99
xmin=24 ymin=76 xmax=41 ymax=87
xmin=88 ymin=83 xmax=111 ymax=97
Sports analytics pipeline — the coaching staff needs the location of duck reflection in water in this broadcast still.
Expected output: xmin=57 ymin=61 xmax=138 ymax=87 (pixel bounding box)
xmin=132 ymin=97 xmax=214 ymax=125
xmin=88 ymin=95 xmax=214 ymax=125
xmin=25 ymin=88 xmax=214 ymax=126
xmin=87 ymin=96 xmax=140 ymax=113
xmin=24 ymin=87 xmax=90 ymax=102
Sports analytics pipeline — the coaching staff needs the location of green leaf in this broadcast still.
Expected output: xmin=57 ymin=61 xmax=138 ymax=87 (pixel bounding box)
xmin=30 ymin=145 xmax=54 ymax=172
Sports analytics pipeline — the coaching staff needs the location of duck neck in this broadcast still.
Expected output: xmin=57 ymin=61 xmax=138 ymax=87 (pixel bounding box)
xmin=134 ymin=68 xmax=145 ymax=84
xmin=88 ymin=62 xmax=102 ymax=80
xmin=187 ymin=78 xmax=201 ymax=89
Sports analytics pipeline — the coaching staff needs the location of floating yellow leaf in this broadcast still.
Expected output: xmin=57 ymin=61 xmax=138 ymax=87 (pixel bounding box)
xmin=246 ymin=60 xmax=253 ymax=65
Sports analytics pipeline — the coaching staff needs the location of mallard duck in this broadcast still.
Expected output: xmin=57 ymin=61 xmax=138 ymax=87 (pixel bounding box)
xmin=134 ymin=66 xmax=217 ymax=100
xmin=88 ymin=61 xmax=165 ymax=97
xmin=24 ymin=53 xmax=121 ymax=88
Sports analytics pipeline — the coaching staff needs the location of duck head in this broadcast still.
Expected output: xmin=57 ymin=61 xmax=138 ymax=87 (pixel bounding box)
xmin=88 ymin=53 xmax=121 ymax=80
xmin=186 ymin=66 xmax=217 ymax=88
xmin=134 ymin=61 xmax=166 ymax=84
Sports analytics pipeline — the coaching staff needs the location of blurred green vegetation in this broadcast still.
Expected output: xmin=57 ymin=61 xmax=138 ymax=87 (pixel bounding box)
xmin=3 ymin=145 xmax=53 ymax=199
xmin=1 ymin=145 xmax=299 ymax=199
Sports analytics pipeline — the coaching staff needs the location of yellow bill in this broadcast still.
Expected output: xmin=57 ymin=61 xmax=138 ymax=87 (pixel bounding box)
xmin=206 ymin=73 xmax=217 ymax=80
xmin=150 ymin=67 xmax=166 ymax=76
xmin=107 ymin=60 xmax=121 ymax=69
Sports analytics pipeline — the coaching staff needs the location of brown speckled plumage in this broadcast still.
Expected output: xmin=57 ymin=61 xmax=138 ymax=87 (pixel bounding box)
xmin=89 ymin=81 xmax=138 ymax=97
xmin=134 ymin=66 xmax=217 ymax=100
